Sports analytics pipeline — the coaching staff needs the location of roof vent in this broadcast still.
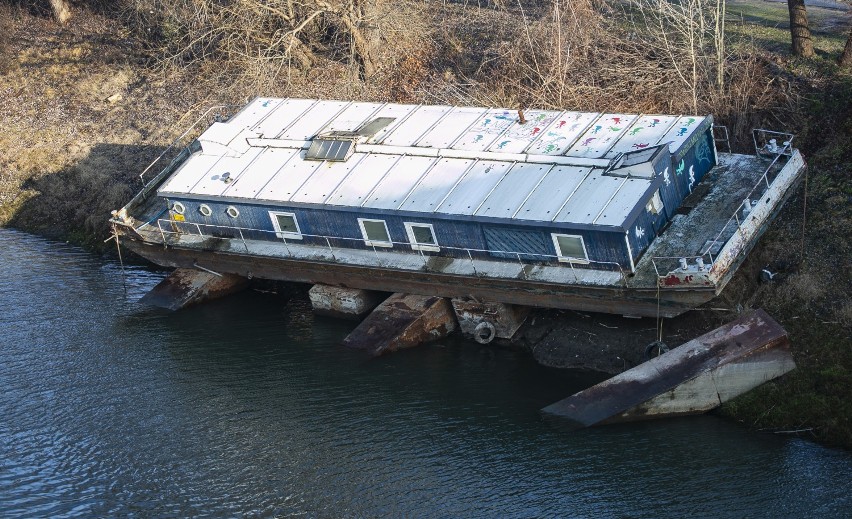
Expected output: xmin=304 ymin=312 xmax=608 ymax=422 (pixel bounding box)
xmin=306 ymin=137 xmax=355 ymax=161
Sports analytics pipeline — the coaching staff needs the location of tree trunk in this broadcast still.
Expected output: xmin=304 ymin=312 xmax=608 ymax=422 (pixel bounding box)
xmin=50 ymin=0 xmax=72 ymax=25
xmin=839 ymin=29 xmax=852 ymax=69
xmin=787 ymin=0 xmax=814 ymax=58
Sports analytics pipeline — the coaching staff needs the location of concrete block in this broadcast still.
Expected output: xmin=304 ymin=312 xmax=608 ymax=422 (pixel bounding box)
xmin=309 ymin=284 xmax=386 ymax=320
xmin=343 ymin=293 xmax=457 ymax=356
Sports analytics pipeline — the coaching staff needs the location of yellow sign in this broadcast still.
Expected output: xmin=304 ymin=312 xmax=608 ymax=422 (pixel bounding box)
xmin=173 ymin=214 xmax=186 ymax=221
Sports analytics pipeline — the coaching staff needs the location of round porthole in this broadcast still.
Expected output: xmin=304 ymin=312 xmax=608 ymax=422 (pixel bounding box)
xmin=172 ymin=201 xmax=186 ymax=215
xmin=198 ymin=204 xmax=212 ymax=217
xmin=226 ymin=206 xmax=240 ymax=218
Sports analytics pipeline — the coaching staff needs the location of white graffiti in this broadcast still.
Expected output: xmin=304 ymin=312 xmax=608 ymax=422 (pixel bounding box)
xmin=688 ymin=165 xmax=695 ymax=189
xmin=635 ymin=226 xmax=645 ymax=239
xmin=663 ymin=166 xmax=671 ymax=187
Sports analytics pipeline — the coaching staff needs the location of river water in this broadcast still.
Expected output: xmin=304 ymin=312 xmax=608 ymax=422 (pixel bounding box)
xmin=1 ymin=228 xmax=850 ymax=517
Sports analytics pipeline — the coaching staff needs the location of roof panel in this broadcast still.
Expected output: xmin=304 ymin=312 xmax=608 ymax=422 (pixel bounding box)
xmin=595 ymin=178 xmax=651 ymax=226
xmin=659 ymin=116 xmax=707 ymax=153
xmin=224 ymin=148 xmax=299 ymax=199
xmin=362 ymin=156 xmax=435 ymax=210
xmin=564 ymin=114 xmax=639 ymax=158
xmin=252 ymin=98 xmax=317 ymax=138
xmin=325 ymin=102 xmax=384 ymax=133
xmin=417 ymin=107 xmax=487 ymax=148
xmin=190 ymin=147 xmax=264 ymax=197
xmin=278 ymin=100 xmax=350 ymax=140
xmin=485 ymin=110 xmax=564 ymax=154
xmin=554 ymin=172 xmax=624 ymax=224
xmin=475 ymin=163 xmax=552 ymax=218
xmin=326 ymin=154 xmax=400 ymax=207
xmin=435 ymin=161 xmax=513 ymax=216
xmin=255 ymin=153 xmax=323 ymax=201
xmin=363 ymin=104 xmax=419 ymax=143
xmin=399 ymin=158 xmax=474 ymax=212
xmin=605 ymin=115 xmax=680 ymax=157
xmin=514 ymin=166 xmax=592 ymax=222
xmin=525 ymin=111 xmax=600 ymax=155
xmin=452 ymin=110 xmax=519 ymax=151
xmin=227 ymin=97 xmax=282 ymax=129
xmin=160 ymin=154 xmax=221 ymax=194
xmin=290 ymin=153 xmax=366 ymax=204
xmin=381 ymin=106 xmax=452 ymax=146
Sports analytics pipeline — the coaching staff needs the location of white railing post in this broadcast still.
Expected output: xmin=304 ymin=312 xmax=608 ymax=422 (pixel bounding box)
xmin=325 ymin=237 xmax=336 ymax=261
xmin=515 ymin=252 xmax=527 ymax=280
xmin=466 ymin=249 xmax=478 ymax=276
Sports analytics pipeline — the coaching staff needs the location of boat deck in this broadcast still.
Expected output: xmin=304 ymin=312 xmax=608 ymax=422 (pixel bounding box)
xmin=632 ymin=153 xmax=777 ymax=286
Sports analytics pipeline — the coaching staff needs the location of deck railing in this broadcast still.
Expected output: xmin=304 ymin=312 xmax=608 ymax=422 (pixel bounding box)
xmin=651 ymin=129 xmax=796 ymax=278
xmin=149 ymin=218 xmax=630 ymax=286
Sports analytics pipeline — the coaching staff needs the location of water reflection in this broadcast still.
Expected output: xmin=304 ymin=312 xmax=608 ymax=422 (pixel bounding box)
xmin=0 ymin=229 xmax=849 ymax=518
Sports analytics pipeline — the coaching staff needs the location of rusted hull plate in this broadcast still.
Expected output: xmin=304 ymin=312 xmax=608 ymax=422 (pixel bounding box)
xmin=342 ymin=293 xmax=457 ymax=356
xmin=542 ymin=309 xmax=795 ymax=426
xmin=139 ymin=267 xmax=248 ymax=311
xmin=121 ymin=239 xmax=714 ymax=318
xmin=451 ymin=298 xmax=530 ymax=340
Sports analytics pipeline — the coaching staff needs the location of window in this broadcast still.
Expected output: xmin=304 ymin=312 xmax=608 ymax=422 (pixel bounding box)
xmin=646 ymin=190 xmax=664 ymax=215
xmin=171 ymin=201 xmax=186 ymax=214
xmin=198 ymin=204 xmax=212 ymax=217
xmin=358 ymin=218 xmax=392 ymax=248
xmin=269 ymin=211 xmax=302 ymax=240
xmin=552 ymin=233 xmax=589 ymax=263
xmin=226 ymin=206 xmax=240 ymax=218
xmin=404 ymin=222 xmax=439 ymax=252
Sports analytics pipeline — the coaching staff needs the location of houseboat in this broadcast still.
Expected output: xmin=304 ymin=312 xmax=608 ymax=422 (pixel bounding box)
xmin=111 ymin=98 xmax=806 ymax=317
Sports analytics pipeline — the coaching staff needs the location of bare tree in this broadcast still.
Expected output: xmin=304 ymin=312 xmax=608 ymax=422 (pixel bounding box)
xmin=137 ymin=0 xmax=385 ymax=80
xmin=787 ymin=0 xmax=814 ymax=58
xmin=50 ymin=0 xmax=72 ymax=24
xmin=839 ymin=29 xmax=852 ymax=69
xmin=627 ymin=0 xmax=728 ymax=113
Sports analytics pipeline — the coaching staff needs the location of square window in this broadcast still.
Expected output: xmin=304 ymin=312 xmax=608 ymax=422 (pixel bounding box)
xmin=358 ymin=218 xmax=392 ymax=247
xmin=269 ymin=211 xmax=302 ymax=240
xmin=404 ymin=222 xmax=439 ymax=252
xmin=552 ymin=234 xmax=589 ymax=263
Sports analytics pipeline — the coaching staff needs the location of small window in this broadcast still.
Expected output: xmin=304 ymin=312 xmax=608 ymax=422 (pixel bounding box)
xmin=199 ymin=204 xmax=212 ymax=217
xmin=270 ymin=211 xmax=302 ymax=240
xmin=226 ymin=206 xmax=240 ymax=218
xmin=552 ymin=234 xmax=589 ymax=263
xmin=171 ymin=201 xmax=186 ymax=215
xmin=358 ymin=218 xmax=392 ymax=248
xmin=405 ymin=222 xmax=439 ymax=252
xmin=646 ymin=190 xmax=664 ymax=215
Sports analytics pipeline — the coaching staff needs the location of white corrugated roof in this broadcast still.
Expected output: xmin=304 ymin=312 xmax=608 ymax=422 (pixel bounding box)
xmin=159 ymin=98 xmax=709 ymax=228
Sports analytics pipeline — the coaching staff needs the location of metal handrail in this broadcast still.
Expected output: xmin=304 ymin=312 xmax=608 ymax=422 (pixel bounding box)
xmin=652 ymin=139 xmax=794 ymax=277
xmin=151 ymin=218 xmax=630 ymax=286
xmin=138 ymin=105 xmax=239 ymax=187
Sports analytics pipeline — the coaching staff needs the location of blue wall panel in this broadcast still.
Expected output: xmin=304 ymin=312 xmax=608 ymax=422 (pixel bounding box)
xmin=165 ymin=197 xmax=633 ymax=270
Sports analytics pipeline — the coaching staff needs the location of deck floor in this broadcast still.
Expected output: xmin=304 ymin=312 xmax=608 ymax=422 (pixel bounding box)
xmin=632 ymin=153 xmax=775 ymax=286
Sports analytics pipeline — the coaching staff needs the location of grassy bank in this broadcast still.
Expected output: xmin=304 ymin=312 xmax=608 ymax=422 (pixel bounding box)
xmin=0 ymin=0 xmax=849 ymax=448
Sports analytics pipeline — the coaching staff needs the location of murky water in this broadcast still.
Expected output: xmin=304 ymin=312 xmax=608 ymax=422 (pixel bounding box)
xmin=1 ymin=228 xmax=850 ymax=517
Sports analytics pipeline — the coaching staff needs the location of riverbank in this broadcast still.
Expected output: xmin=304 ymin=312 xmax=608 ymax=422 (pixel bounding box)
xmin=0 ymin=1 xmax=849 ymax=448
